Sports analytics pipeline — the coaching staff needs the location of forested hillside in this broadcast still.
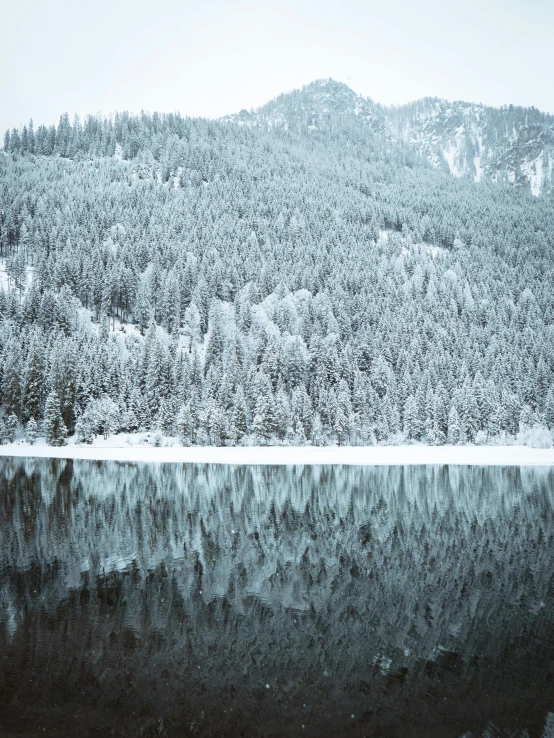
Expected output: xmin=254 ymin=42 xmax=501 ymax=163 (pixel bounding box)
xmin=1 ymin=80 xmax=553 ymax=446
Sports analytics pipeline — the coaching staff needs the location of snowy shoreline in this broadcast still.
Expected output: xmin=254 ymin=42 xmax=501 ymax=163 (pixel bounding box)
xmin=1 ymin=437 xmax=554 ymax=466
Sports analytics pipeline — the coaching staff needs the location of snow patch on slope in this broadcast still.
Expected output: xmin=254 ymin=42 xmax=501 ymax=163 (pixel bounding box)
xmin=0 ymin=260 xmax=34 ymax=295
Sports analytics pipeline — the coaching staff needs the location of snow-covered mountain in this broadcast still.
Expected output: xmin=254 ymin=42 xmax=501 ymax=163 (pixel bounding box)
xmin=221 ymin=78 xmax=386 ymax=134
xmin=221 ymin=80 xmax=554 ymax=195
xmin=386 ymin=97 xmax=554 ymax=195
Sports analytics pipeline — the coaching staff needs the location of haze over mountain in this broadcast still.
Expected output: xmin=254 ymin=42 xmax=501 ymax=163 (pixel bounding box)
xmin=1 ymin=79 xmax=553 ymax=448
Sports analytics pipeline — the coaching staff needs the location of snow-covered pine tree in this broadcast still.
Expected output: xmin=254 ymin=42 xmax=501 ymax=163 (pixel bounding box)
xmin=25 ymin=417 xmax=38 ymax=444
xmin=447 ymin=405 xmax=462 ymax=445
xmin=274 ymin=382 xmax=290 ymax=440
xmin=311 ymin=412 xmax=325 ymax=446
xmin=6 ymin=414 xmax=18 ymax=442
xmin=22 ymin=337 xmax=44 ymax=423
xmin=43 ymin=390 xmax=67 ymax=446
xmin=460 ymin=382 xmax=480 ymax=442
xmin=403 ymin=395 xmax=420 ymax=441
xmin=177 ymin=402 xmax=194 ymax=446
xmin=231 ymin=387 xmax=248 ymax=441
xmin=134 ymin=281 xmax=153 ymax=335
xmin=519 ymin=404 xmax=534 ymax=431
xmin=252 ymin=373 xmax=275 ymax=443
xmin=375 ymin=400 xmax=390 ymax=443
xmin=75 ymin=413 xmax=94 ymax=444
xmin=545 ymin=388 xmax=554 ymax=430
xmin=487 ymin=400 xmax=506 ymax=439
xmin=2 ymin=351 xmax=21 ymax=418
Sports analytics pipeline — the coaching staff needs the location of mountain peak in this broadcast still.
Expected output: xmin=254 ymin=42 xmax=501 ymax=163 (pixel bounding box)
xmin=219 ymin=79 xmax=554 ymax=194
xmin=221 ymin=78 xmax=382 ymax=132
xmin=300 ymin=77 xmax=358 ymax=97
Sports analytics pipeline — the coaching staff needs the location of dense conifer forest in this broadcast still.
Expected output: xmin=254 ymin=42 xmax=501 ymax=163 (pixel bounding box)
xmin=1 ymin=80 xmax=553 ymax=446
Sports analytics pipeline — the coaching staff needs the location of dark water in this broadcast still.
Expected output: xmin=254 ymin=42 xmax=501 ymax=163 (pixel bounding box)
xmin=1 ymin=460 xmax=553 ymax=737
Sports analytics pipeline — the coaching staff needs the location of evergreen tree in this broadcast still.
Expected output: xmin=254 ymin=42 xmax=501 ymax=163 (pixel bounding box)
xmin=274 ymin=382 xmax=290 ymax=439
xmin=134 ymin=282 xmax=153 ymax=334
xmin=544 ymin=388 xmax=554 ymax=430
xmin=22 ymin=338 xmax=44 ymax=423
xmin=375 ymin=400 xmax=390 ymax=443
xmin=427 ymin=395 xmax=446 ymax=445
xmin=2 ymin=353 xmax=21 ymax=419
xmin=177 ymin=402 xmax=194 ymax=445
xmin=205 ymin=307 xmax=223 ymax=371
xmin=311 ymin=413 xmax=325 ymax=446
xmin=519 ymin=404 xmax=534 ymax=431
xmin=460 ymin=383 xmax=480 ymax=442
xmin=206 ymin=398 xmax=224 ymax=445
xmin=403 ymin=395 xmax=420 ymax=440
xmin=43 ymin=391 xmax=67 ymax=446
xmin=158 ymin=396 xmax=176 ymax=435
xmin=75 ymin=413 xmax=94 ymax=444
xmin=447 ymin=405 xmax=462 ymax=445
xmin=232 ymin=387 xmax=248 ymax=441
xmin=6 ymin=413 xmax=18 ymax=442
xmin=25 ymin=417 xmax=38 ymax=444
xmin=252 ymin=374 xmax=275 ymax=443
xmin=487 ymin=401 xmax=506 ymax=438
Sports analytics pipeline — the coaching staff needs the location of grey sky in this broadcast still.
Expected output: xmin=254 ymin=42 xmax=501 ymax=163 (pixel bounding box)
xmin=1 ymin=0 xmax=553 ymax=134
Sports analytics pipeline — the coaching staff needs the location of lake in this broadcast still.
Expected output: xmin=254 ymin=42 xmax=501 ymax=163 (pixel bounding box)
xmin=1 ymin=459 xmax=553 ymax=737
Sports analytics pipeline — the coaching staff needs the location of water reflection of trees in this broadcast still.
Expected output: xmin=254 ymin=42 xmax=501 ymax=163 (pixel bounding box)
xmin=1 ymin=460 xmax=553 ymax=737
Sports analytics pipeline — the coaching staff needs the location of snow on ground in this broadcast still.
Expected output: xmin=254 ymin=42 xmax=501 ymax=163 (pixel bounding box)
xmin=108 ymin=314 xmax=143 ymax=337
xmin=473 ymin=153 xmax=484 ymax=182
xmin=76 ymin=306 xmax=144 ymax=339
xmin=1 ymin=436 xmax=554 ymax=466
xmin=442 ymin=140 xmax=461 ymax=177
xmin=0 ymin=260 xmax=34 ymax=294
xmin=380 ymin=230 xmax=444 ymax=258
xmin=522 ymin=154 xmax=545 ymax=197
xmin=402 ymin=242 xmax=444 ymax=258
xmin=0 ymin=264 xmax=8 ymax=293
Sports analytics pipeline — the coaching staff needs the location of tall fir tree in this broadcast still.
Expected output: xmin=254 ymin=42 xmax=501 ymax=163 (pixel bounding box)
xmin=43 ymin=390 xmax=67 ymax=446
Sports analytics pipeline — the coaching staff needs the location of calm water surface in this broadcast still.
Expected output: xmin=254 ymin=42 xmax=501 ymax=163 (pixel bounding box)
xmin=0 ymin=459 xmax=553 ymax=737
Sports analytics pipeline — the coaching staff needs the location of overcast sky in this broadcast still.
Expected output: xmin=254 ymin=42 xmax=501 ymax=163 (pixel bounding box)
xmin=1 ymin=0 xmax=553 ymax=133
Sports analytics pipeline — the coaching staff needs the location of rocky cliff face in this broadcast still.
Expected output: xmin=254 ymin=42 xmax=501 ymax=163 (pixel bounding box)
xmin=385 ymin=97 xmax=554 ymax=195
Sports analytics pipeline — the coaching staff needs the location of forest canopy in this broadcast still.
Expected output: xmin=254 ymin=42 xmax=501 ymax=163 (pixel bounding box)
xmin=1 ymin=81 xmax=553 ymax=446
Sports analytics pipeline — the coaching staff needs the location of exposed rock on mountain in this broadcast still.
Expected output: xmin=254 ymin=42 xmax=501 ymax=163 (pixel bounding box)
xmin=387 ymin=97 xmax=554 ymax=195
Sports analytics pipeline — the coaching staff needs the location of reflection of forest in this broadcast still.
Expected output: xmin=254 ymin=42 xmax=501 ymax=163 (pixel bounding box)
xmin=1 ymin=460 xmax=553 ymax=737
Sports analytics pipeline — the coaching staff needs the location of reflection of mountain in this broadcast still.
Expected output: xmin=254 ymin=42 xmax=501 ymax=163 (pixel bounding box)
xmin=1 ymin=460 xmax=553 ymax=737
